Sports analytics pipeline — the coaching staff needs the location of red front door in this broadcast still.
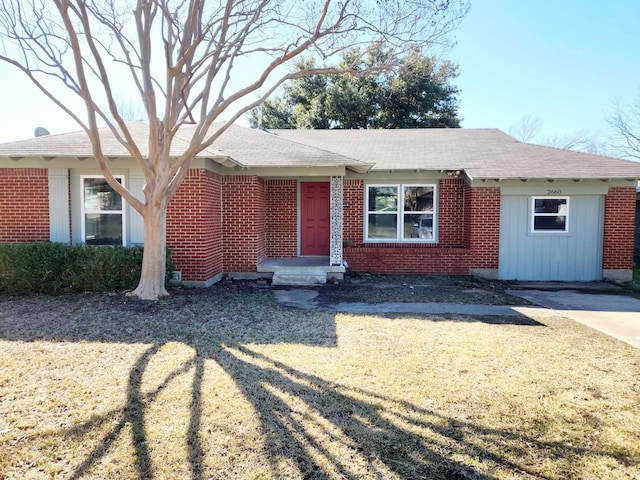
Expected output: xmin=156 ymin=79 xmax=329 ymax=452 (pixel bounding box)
xmin=300 ymin=182 xmax=330 ymax=256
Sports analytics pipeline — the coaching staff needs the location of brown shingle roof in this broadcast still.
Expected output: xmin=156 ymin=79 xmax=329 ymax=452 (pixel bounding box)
xmin=0 ymin=122 xmax=192 ymax=158
xmin=270 ymin=128 xmax=640 ymax=180
xmin=0 ymin=122 xmax=372 ymax=172
xmin=1 ymin=122 xmax=639 ymax=180
xmin=180 ymin=124 xmax=372 ymax=171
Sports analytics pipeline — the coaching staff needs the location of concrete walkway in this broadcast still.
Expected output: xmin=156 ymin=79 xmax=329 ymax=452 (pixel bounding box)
xmin=274 ymin=285 xmax=640 ymax=349
xmin=507 ymin=289 xmax=640 ymax=349
xmin=273 ymin=289 xmax=528 ymax=316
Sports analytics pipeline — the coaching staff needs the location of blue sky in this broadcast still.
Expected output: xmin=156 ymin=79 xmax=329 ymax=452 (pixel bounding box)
xmin=452 ymin=0 xmax=640 ymax=142
xmin=0 ymin=1 xmax=638 ymax=144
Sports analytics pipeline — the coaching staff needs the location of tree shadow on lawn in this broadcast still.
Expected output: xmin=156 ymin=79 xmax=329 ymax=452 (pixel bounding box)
xmin=0 ymin=290 xmax=618 ymax=479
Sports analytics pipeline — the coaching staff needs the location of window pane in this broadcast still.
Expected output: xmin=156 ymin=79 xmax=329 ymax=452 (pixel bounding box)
xmin=84 ymin=178 xmax=122 ymax=211
xmin=533 ymin=215 xmax=566 ymax=231
xmin=85 ymin=213 xmax=123 ymax=245
xmin=367 ymin=214 xmax=397 ymax=239
xmin=534 ymin=198 xmax=566 ymax=214
xmin=368 ymin=186 xmax=397 ymax=212
xmin=404 ymin=186 xmax=434 ymax=212
xmin=404 ymin=214 xmax=433 ymax=239
xmin=533 ymin=197 xmax=568 ymax=232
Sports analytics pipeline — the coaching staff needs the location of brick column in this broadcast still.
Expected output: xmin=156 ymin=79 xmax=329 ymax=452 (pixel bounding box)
xmin=222 ymin=175 xmax=266 ymax=273
xmin=167 ymin=169 xmax=223 ymax=284
xmin=602 ymin=186 xmax=636 ymax=282
xmin=438 ymin=178 xmax=466 ymax=246
xmin=266 ymin=179 xmax=297 ymax=258
xmin=466 ymin=185 xmax=501 ymax=278
xmin=343 ymin=179 xmax=364 ymax=246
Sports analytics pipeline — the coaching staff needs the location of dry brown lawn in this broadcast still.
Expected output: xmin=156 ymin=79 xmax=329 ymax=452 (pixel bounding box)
xmin=0 ymin=282 xmax=639 ymax=479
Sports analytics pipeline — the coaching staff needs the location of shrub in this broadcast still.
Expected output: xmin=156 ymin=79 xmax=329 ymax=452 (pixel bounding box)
xmin=0 ymin=243 xmax=174 ymax=295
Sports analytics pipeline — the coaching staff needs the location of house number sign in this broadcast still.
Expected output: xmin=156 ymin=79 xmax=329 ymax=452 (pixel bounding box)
xmin=547 ymin=189 xmax=562 ymax=195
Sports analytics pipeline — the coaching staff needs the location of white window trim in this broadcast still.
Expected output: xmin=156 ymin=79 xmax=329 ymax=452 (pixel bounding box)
xmin=80 ymin=175 xmax=127 ymax=246
xmin=530 ymin=196 xmax=570 ymax=234
xmin=365 ymin=183 xmax=437 ymax=243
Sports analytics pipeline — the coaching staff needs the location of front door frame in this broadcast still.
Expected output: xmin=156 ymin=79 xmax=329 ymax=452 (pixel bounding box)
xmin=297 ymin=178 xmax=344 ymax=265
xmin=300 ymin=181 xmax=331 ymax=256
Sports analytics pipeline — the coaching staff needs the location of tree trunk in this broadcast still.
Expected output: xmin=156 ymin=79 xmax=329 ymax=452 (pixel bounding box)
xmin=129 ymin=204 xmax=169 ymax=300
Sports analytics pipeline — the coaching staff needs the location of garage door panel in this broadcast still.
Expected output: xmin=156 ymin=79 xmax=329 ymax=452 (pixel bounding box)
xmin=499 ymin=196 xmax=603 ymax=281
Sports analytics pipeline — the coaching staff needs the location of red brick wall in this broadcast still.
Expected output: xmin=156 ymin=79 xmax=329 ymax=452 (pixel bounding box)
xmin=438 ymin=178 xmax=466 ymax=246
xmin=343 ymin=179 xmax=365 ymax=245
xmin=603 ymin=186 xmax=636 ymax=270
xmin=167 ymin=169 xmax=223 ymax=282
xmin=344 ymin=245 xmax=470 ymax=274
xmin=466 ymin=186 xmax=501 ymax=270
xmin=0 ymin=168 xmax=49 ymax=242
xmin=342 ymin=179 xmax=498 ymax=274
xmin=222 ymin=175 xmax=266 ymax=272
xmin=266 ymin=179 xmax=297 ymax=258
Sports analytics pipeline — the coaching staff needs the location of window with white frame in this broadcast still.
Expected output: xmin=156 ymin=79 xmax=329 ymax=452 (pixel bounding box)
xmin=366 ymin=184 xmax=436 ymax=241
xmin=81 ymin=176 xmax=125 ymax=245
xmin=531 ymin=197 xmax=569 ymax=232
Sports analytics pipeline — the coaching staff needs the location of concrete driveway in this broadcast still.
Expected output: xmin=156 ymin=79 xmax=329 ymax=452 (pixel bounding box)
xmin=508 ymin=287 xmax=640 ymax=349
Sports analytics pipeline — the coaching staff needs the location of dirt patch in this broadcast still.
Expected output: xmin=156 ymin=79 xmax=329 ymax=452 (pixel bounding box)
xmin=311 ymin=273 xmax=527 ymax=307
xmin=205 ymin=273 xmax=531 ymax=307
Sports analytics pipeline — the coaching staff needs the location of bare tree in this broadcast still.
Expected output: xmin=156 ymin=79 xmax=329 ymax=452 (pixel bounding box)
xmin=509 ymin=114 xmax=607 ymax=155
xmin=543 ymin=130 xmax=610 ymax=155
xmin=608 ymin=94 xmax=640 ymax=160
xmin=0 ymin=0 xmax=468 ymax=299
xmin=108 ymin=94 xmax=146 ymax=122
xmin=508 ymin=114 xmax=543 ymax=143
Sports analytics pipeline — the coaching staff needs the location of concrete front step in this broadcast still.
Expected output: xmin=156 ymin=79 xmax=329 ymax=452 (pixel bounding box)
xmin=271 ymin=272 xmax=327 ymax=286
xmin=258 ymin=257 xmax=344 ymax=286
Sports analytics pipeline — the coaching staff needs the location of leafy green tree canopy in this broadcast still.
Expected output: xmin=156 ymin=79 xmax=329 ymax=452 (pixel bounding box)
xmin=249 ymin=45 xmax=461 ymax=129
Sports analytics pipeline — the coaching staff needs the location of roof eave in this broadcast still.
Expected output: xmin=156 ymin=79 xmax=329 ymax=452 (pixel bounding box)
xmin=199 ymin=154 xmax=244 ymax=169
xmin=474 ymin=175 xmax=640 ymax=182
xmin=347 ymin=163 xmax=374 ymax=174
